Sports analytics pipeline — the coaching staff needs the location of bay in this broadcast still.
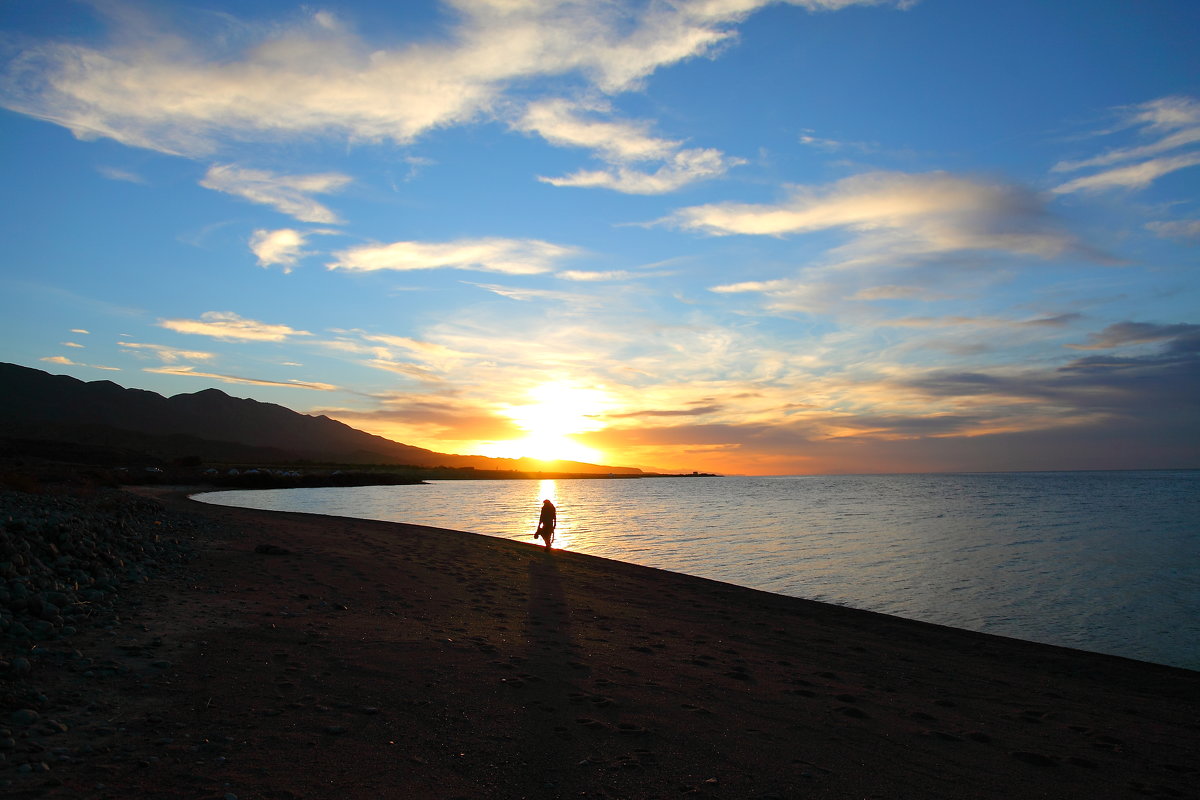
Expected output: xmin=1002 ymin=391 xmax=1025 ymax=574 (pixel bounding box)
xmin=198 ymin=470 xmax=1200 ymax=671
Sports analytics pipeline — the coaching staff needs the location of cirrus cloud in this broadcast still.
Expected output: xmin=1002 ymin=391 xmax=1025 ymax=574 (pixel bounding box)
xmin=519 ymin=97 xmax=744 ymax=193
xmin=1051 ymin=152 xmax=1200 ymax=195
xmin=145 ymin=365 xmax=337 ymax=391
xmin=1052 ymin=95 xmax=1200 ymax=195
xmin=118 ymin=341 xmax=216 ymax=362
xmin=200 ymin=165 xmax=350 ymax=223
xmin=40 ymin=355 xmax=120 ymax=371
xmin=158 ymin=311 xmax=312 ymax=342
xmin=1146 ymin=219 xmax=1200 ymax=241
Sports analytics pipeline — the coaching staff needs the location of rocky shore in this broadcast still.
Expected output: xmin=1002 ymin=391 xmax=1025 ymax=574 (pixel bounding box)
xmin=0 ymin=489 xmax=194 ymax=642
xmin=1 ymin=484 xmax=1197 ymax=799
xmin=0 ymin=488 xmax=201 ymax=784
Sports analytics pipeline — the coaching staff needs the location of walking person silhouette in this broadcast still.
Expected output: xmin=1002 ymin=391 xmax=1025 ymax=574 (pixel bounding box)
xmin=534 ymin=499 xmax=556 ymax=548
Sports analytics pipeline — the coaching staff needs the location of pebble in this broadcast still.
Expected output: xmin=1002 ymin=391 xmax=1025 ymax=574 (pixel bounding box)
xmin=9 ymin=709 xmax=39 ymax=727
xmin=0 ymin=489 xmax=194 ymax=648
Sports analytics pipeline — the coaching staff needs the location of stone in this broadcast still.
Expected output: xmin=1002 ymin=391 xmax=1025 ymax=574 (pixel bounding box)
xmin=9 ymin=709 xmax=39 ymax=727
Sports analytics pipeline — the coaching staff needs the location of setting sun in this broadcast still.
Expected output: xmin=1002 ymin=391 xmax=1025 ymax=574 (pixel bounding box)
xmin=476 ymin=382 xmax=608 ymax=463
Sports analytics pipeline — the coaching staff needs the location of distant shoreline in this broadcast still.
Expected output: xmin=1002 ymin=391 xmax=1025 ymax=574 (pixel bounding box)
xmin=164 ymin=467 xmax=722 ymax=492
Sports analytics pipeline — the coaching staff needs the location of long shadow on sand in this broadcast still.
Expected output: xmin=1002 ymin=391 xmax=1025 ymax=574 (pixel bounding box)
xmin=519 ymin=549 xmax=582 ymax=792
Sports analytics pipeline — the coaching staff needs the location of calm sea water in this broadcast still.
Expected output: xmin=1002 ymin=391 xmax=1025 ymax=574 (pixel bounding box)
xmin=198 ymin=471 xmax=1200 ymax=671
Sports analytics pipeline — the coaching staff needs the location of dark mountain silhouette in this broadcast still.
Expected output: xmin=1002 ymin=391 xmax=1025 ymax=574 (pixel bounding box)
xmin=0 ymin=363 xmax=640 ymax=474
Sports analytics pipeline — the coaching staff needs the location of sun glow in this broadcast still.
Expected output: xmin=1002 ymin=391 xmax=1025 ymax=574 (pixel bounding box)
xmin=477 ymin=382 xmax=609 ymax=464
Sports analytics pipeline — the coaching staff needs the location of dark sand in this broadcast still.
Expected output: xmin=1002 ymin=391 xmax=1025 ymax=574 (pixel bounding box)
xmin=12 ymin=487 xmax=1199 ymax=799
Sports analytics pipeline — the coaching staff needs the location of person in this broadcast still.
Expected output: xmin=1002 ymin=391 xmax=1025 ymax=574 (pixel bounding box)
xmin=534 ymin=499 xmax=556 ymax=547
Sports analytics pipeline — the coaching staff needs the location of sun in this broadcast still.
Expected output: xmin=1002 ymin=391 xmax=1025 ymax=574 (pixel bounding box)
xmin=476 ymin=382 xmax=609 ymax=464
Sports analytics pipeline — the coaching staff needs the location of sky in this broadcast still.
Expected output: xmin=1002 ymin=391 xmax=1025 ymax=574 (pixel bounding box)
xmin=1 ymin=0 xmax=1197 ymax=476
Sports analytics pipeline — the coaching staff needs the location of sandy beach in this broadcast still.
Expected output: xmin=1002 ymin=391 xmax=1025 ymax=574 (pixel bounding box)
xmin=4 ymin=485 xmax=1198 ymax=799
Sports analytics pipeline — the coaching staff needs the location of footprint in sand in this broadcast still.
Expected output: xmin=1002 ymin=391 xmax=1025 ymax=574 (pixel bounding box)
xmin=1010 ymin=750 xmax=1057 ymax=767
xmin=836 ymin=706 xmax=870 ymax=719
xmin=575 ymin=717 xmax=610 ymax=730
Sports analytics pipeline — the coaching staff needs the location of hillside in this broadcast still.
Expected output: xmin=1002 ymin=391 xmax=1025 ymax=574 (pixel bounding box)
xmin=0 ymin=363 xmax=640 ymax=474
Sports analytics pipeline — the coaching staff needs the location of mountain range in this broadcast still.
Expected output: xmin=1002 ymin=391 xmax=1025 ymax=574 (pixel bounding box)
xmin=0 ymin=362 xmax=640 ymax=475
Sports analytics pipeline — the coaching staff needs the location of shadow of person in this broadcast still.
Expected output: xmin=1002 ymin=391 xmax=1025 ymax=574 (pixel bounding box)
xmin=519 ymin=550 xmax=581 ymax=793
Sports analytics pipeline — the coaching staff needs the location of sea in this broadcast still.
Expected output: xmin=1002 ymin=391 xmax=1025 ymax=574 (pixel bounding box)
xmin=197 ymin=470 xmax=1200 ymax=671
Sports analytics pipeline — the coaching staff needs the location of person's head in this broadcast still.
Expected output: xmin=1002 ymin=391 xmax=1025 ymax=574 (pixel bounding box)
xmin=543 ymin=499 xmax=552 ymax=506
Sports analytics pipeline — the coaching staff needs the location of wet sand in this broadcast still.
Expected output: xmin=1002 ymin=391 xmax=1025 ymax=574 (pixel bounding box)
xmin=12 ymin=487 xmax=1199 ymax=799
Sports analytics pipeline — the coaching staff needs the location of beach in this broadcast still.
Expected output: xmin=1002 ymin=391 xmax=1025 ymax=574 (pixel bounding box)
xmin=4 ymin=486 xmax=1198 ymax=799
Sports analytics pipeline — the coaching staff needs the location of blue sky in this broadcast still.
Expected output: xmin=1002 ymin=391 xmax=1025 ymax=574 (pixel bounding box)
xmin=1 ymin=0 xmax=1197 ymax=475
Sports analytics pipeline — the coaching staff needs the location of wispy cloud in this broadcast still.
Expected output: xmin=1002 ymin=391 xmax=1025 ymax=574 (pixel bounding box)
xmin=851 ymin=285 xmax=929 ymax=301
xmin=558 ymin=269 xmax=645 ymax=282
xmin=609 ymin=404 xmax=723 ymax=419
xmin=668 ymin=170 xmax=1077 ymax=258
xmin=0 ymin=2 xmax=903 ymax=157
xmin=315 ymin=393 xmax=522 ymax=445
xmin=158 ymin=311 xmax=312 ymax=342
xmin=1051 ymin=153 xmax=1200 ymax=195
xmin=1146 ymin=219 xmax=1200 ymax=241
xmin=97 ymin=165 xmax=146 ymax=184
xmin=314 ymin=337 xmax=453 ymax=383
xmin=581 ymin=316 xmax=1200 ymax=473
xmin=200 ymin=165 xmax=349 ymax=223
xmin=519 ymin=97 xmax=743 ymax=193
xmin=41 ymin=355 xmax=120 ymax=371
xmin=465 ymin=282 xmax=599 ymax=305
xmin=874 ymin=313 xmax=1079 ymax=331
xmin=798 ymin=129 xmax=877 ymax=153
xmin=1052 ymin=95 xmax=1200 ymax=194
xmin=328 ymin=238 xmax=578 ymax=275
xmin=539 ymin=149 xmax=739 ymax=194
xmin=676 ymin=170 xmax=1091 ymax=316
xmin=335 ymin=330 xmax=468 ymax=364
xmin=145 ymin=365 xmax=337 ymax=391
xmin=902 ymin=328 xmax=1200 ymax=424
xmin=1054 ymin=96 xmax=1200 ymax=172
xmin=1068 ymin=321 xmax=1200 ymax=350
xmin=356 ymin=357 xmax=443 ymax=382
xmin=117 ymin=341 xmax=216 ymax=362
